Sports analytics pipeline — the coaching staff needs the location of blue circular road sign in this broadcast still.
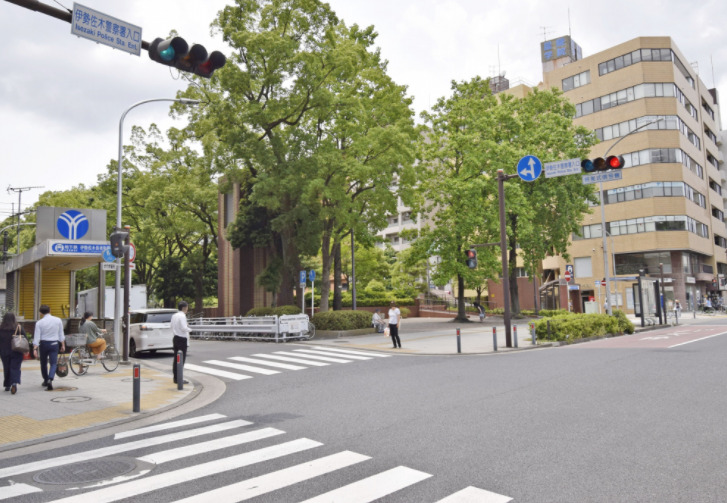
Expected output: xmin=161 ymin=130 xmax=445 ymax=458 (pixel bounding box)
xmin=517 ymin=155 xmax=542 ymax=182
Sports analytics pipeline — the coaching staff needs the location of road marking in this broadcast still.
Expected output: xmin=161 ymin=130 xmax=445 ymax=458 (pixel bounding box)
xmin=47 ymin=438 xmax=323 ymax=503
xmin=0 ymin=483 xmax=43 ymax=499
xmin=0 ymin=420 xmax=251 ymax=479
xmin=299 ymin=465 xmax=432 ymax=503
xmin=204 ymin=359 xmax=281 ymax=375
xmin=311 ymin=346 xmax=391 ymax=357
xmin=137 ymin=427 xmax=285 ymax=464
xmin=175 ymin=451 xmax=371 ymax=503
xmin=668 ymin=332 xmax=727 ymax=348
xmin=184 ymin=363 xmax=252 ymax=380
xmin=294 ymin=349 xmax=372 ymax=360
xmin=252 ymin=353 xmax=329 ymax=366
xmin=229 ymin=356 xmax=306 ymax=370
xmin=275 ymin=351 xmax=352 ymax=363
xmin=435 ymin=486 xmax=513 ymax=502
xmin=114 ymin=413 xmax=227 ymax=440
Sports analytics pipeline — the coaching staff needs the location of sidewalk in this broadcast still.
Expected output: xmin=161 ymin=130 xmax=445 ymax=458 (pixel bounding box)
xmin=0 ymin=357 xmax=197 ymax=452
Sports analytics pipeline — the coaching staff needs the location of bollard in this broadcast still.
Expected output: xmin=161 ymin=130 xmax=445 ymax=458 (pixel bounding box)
xmin=530 ymin=322 xmax=537 ymax=345
xmin=132 ymin=363 xmax=141 ymax=413
xmin=514 ymin=325 xmax=518 ymax=348
xmin=176 ymin=350 xmax=184 ymax=391
xmin=492 ymin=326 xmax=498 ymax=352
xmin=456 ymin=328 xmax=461 ymax=354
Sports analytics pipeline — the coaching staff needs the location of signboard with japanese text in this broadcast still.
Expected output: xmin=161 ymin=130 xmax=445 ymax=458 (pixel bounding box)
xmin=545 ymin=158 xmax=581 ymax=178
xmin=582 ymin=171 xmax=623 ymax=185
xmin=49 ymin=241 xmax=111 ymax=255
xmin=71 ymin=3 xmax=142 ymax=56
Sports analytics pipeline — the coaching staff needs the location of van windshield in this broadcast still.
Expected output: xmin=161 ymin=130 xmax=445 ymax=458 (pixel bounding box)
xmin=146 ymin=313 xmax=174 ymax=323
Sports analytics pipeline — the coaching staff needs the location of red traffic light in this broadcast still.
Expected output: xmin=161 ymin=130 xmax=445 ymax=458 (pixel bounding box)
xmin=465 ymin=249 xmax=477 ymax=269
xmin=606 ymin=155 xmax=625 ymax=169
xmin=149 ymin=37 xmax=226 ymax=78
xmin=582 ymin=155 xmax=625 ymax=173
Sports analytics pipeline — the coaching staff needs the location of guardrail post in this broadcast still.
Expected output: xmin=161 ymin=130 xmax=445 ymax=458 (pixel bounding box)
xmin=176 ymin=351 xmax=184 ymax=391
xmin=513 ymin=325 xmax=518 ymax=348
xmin=492 ymin=327 xmax=497 ymax=352
xmin=530 ymin=322 xmax=537 ymax=345
xmin=456 ymin=328 xmax=461 ymax=354
xmin=132 ymin=363 xmax=141 ymax=412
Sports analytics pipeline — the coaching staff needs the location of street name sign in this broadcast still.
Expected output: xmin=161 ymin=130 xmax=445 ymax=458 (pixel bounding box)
xmin=545 ymin=158 xmax=581 ymax=178
xmin=517 ymin=155 xmax=542 ymax=182
xmin=582 ymin=171 xmax=623 ymax=185
xmin=299 ymin=270 xmax=306 ymax=289
xmin=102 ymin=262 xmax=136 ymax=271
xmin=71 ymin=3 xmax=142 ymax=56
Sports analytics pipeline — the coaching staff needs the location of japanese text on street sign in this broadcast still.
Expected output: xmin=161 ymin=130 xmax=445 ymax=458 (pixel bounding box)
xmin=50 ymin=242 xmax=110 ymax=255
xmin=582 ymin=171 xmax=623 ymax=185
xmin=545 ymin=158 xmax=581 ymax=178
xmin=71 ymin=3 xmax=142 ymax=56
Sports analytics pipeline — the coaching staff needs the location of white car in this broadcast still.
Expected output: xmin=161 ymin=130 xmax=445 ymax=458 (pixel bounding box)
xmin=128 ymin=308 xmax=179 ymax=357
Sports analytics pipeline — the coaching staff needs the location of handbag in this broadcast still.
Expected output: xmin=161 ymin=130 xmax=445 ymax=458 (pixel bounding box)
xmin=383 ymin=327 xmax=390 ymax=337
xmin=56 ymin=353 xmax=69 ymax=377
xmin=11 ymin=325 xmax=29 ymax=354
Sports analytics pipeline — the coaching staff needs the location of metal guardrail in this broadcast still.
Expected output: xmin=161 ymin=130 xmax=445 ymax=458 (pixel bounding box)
xmin=189 ymin=314 xmax=314 ymax=342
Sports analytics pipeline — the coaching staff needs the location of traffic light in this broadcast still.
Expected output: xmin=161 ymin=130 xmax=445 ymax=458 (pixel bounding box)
xmin=712 ymin=278 xmax=718 ymax=288
xmin=149 ymin=37 xmax=226 ymax=78
xmin=109 ymin=229 xmax=129 ymax=258
xmin=465 ymin=249 xmax=477 ymax=269
xmin=581 ymin=155 xmax=625 ymax=173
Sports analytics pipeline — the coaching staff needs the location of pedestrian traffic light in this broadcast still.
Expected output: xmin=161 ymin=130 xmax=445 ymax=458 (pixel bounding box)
xmin=581 ymin=155 xmax=625 ymax=173
xmin=465 ymin=249 xmax=477 ymax=269
xmin=148 ymin=37 xmax=226 ymax=78
xmin=109 ymin=229 xmax=129 ymax=258
xmin=712 ymin=278 xmax=718 ymax=287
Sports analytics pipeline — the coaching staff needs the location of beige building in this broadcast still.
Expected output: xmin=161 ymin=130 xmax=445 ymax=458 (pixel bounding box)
xmin=540 ymin=36 xmax=725 ymax=313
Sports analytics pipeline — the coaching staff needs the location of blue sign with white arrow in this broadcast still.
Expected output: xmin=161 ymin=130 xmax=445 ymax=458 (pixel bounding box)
xmin=517 ymin=155 xmax=542 ymax=182
xmin=309 ymin=270 xmax=316 ymax=282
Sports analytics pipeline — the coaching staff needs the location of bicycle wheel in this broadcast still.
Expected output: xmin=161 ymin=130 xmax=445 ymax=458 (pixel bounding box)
xmin=69 ymin=347 xmax=88 ymax=376
xmin=306 ymin=322 xmax=316 ymax=340
xmin=102 ymin=346 xmax=120 ymax=372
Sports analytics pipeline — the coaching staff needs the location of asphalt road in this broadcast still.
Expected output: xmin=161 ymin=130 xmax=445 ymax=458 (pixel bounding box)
xmin=4 ymin=322 xmax=727 ymax=502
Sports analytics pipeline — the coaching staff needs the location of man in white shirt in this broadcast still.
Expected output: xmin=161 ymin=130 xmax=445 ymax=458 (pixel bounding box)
xmin=33 ymin=305 xmax=66 ymax=390
xmin=171 ymin=301 xmax=192 ymax=385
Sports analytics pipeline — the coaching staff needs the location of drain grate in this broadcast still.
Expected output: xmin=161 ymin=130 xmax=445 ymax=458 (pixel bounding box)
xmin=51 ymin=396 xmax=91 ymax=403
xmin=33 ymin=457 xmax=137 ymax=485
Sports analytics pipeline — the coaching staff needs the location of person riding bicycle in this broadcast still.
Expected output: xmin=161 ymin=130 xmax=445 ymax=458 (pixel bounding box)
xmin=80 ymin=311 xmax=107 ymax=359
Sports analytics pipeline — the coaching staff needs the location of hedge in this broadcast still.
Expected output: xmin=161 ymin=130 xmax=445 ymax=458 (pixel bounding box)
xmin=534 ymin=310 xmax=634 ymax=343
xmin=245 ymin=305 xmax=303 ymax=317
xmin=311 ymin=310 xmax=372 ymax=331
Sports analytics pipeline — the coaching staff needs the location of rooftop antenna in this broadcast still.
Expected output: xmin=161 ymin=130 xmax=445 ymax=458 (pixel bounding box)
xmin=538 ymin=26 xmax=553 ymax=41
xmin=710 ymin=55 xmax=716 ymax=88
xmin=568 ymin=7 xmax=572 ymax=39
xmin=7 ymin=185 xmax=43 ymax=256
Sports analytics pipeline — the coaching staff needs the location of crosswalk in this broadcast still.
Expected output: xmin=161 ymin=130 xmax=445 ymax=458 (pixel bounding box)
xmin=0 ymin=413 xmax=513 ymax=502
xmin=185 ymin=346 xmax=392 ymax=382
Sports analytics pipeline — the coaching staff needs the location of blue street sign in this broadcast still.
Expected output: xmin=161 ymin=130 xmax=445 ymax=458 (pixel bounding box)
xmin=299 ymin=270 xmax=306 ymax=287
xmin=309 ymin=270 xmax=316 ymax=282
xmin=102 ymin=248 xmax=116 ymax=263
xmin=517 ymin=155 xmax=542 ymax=182
xmin=582 ymin=171 xmax=623 ymax=185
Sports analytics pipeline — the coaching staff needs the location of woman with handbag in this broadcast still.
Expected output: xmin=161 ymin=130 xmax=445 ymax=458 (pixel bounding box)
xmin=0 ymin=312 xmax=27 ymax=395
xmin=80 ymin=312 xmax=107 ymax=359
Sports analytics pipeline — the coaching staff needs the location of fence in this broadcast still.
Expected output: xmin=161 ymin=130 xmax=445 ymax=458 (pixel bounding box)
xmin=189 ymin=314 xmax=313 ymax=342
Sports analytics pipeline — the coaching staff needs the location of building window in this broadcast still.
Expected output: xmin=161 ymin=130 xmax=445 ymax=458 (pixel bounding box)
xmin=598 ymin=48 xmax=693 ymax=87
xmin=709 ymin=179 xmax=722 ymax=196
xmin=702 ymin=99 xmax=716 ymax=121
xmin=615 ymin=252 xmax=672 ymax=275
xmin=574 ymin=257 xmax=593 ymax=278
xmin=604 ymin=181 xmax=704 ymax=207
xmin=595 ymin=115 xmax=700 ymax=150
xmin=715 ymin=235 xmax=727 ymax=248
xmin=576 ymin=82 xmax=695 ymax=119
xmin=562 ymin=70 xmax=590 ymax=91
xmin=705 ymin=127 xmax=718 ymax=145
xmin=618 ymin=147 xmax=702 ymax=179
xmin=707 ymin=153 xmax=720 ymax=170
xmin=712 ymin=207 xmax=724 ymax=221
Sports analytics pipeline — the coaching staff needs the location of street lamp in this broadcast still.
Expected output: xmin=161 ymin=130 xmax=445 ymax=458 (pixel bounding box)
xmin=599 ymin=117 xmax=664 ymax=315
xmin=114 ymin=98 xmax=201 ymax=359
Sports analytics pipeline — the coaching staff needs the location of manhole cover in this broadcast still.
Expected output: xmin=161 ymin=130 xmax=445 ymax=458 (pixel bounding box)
xmin=51 ymin=396 xmax=91 ymax=403
xmin=34 ymin=457 xmax=137 ymax=485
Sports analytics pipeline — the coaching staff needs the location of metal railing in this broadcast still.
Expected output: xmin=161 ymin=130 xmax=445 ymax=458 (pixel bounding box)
xmin=189 ymin=314 xmax=313 ymax=342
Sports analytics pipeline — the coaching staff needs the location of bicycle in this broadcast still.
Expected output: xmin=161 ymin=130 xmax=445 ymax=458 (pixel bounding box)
xmin=69 ymin=344 xmax=120 ymax=375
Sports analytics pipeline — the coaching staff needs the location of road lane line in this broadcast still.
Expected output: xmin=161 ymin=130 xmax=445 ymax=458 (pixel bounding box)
xmin=175 ymin=451 xmax=370 ymax=503
xmin=252 ymin=353 xmax=329 ymax=366
xmin=47 ymin=438 xmax=323 ymax=503
xmin=0 ymin=420 xmax=251 ymax=479
xmin=668 ymin=332 xmax=727 ymax=348
xmin=435 ymin=486 xmax=513 ymax=502
xmin=204 ymin=360 xmax=281 ymax=375
xmin=115 ymin=413 xmax=227 ymax=440
xmin=0 ymin=483 xmax=43 ymax=499
xmin=299 ymin=465 xmax=432 ymax=503
xmin=137 ymin=427 xmax=285 ymax=464
xmin=184 ymin=363 xmax=252 ymax=380
xmin=229 ymin=356 xmax=306 ymax=370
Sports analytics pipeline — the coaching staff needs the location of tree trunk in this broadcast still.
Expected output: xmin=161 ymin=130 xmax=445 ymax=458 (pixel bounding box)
xmin=319 ymin=229 xmax=332 ymax=312
xmin=276 ymin=231 xmax=298 ymax=307
xmin=333 ymin=239 xmax=342 ymax=310
xmin=508 ymin=214 xmax=520 ymax=314
xmin=454 ymin=274 xmax=469 ymax=322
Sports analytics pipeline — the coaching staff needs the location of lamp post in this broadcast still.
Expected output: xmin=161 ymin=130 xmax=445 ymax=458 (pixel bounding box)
xmin=599 ymin=117 xmax=664 ymax=315
xmin=114 ymin=98 xmax=200 ymax=358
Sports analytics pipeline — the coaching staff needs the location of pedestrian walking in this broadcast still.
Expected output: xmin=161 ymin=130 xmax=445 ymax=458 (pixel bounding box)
xmin=371 ymin=309 xmax=385 ymax=333
xmin=0 ymin=312 xmax=26 ymax=395
xmin=80 ymin=312 xmax=107 ymax=359
xmin=388 ymin=301 xmax=402 ymax=349
xmin=33 ymin=305 xmax=65 ymax=391
xmin=473 ymin=302 xmax=486 ymax=322
xmin=171 ymin=301 xmax=192 ymax=385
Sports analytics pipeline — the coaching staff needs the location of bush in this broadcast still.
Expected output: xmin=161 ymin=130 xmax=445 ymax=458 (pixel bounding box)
xmin=365 ymin=280 xmax=386 ymax=293
xmin=538 ymin=309 xmax=570 ymax=317
xmin=534 ymin=312 xmax=627 ymax=343
xmin=312 ymin=310 xmax=372 ymax=331
xmin=245 ymin=305 xmax=304 ymax=317
xmin=275 ymin=305 xmax=304 ymax=316
xmin=399 ymin=307 xmax=410 ymax=318
xmin=612 ymin=309 xmax=635 ymax=334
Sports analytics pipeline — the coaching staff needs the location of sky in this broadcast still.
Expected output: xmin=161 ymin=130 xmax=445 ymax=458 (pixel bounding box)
xmin=1 ymin=0 xmax=726 ymax=224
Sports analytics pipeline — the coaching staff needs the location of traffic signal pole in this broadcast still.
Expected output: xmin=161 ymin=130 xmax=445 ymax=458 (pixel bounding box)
xmin=498 ymin=169 xmax=519 ymax=347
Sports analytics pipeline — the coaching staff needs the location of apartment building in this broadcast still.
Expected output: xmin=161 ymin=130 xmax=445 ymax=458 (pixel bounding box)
xmin=540 ymin=36 xmax=725 ymax=313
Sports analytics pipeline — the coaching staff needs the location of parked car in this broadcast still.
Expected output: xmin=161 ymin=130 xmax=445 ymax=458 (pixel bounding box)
xmin=128 ymin=308 xmax=178 ymax=357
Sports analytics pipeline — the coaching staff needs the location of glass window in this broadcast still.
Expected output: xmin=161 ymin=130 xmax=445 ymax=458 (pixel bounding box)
xmin=632 ymin=50 xmax=641 ymax=63
xmin=624 ymin=53 xmax=632 ymax=66
xmin=661 ymin=49 xmax=671 ymax=60
xmin=615 ymin=56 xmax=624 ymax=69
xmin=599 ymin=62 xmax=607 ymax=75
xmin=642 ymin=49 xmax=652 ymax=61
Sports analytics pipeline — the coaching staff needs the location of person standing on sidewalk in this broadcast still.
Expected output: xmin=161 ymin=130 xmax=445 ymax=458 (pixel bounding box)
xmin=388 ymin=301 xmax=402 ymax=349
xmin=0 ymin=312 xmax=26 ymax=395
xmin=171 ymin=301 xmax=192 ymax=385
xmin=33 ymin=305 xmax=65 ymax=391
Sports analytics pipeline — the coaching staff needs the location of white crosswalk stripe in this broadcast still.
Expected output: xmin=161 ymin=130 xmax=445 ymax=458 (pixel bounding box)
xmin=274 ymin=350 xmax=352 ymax=363
xmin=311 ymin=346 xmax=391 ymax=357
xmin=251 ymin=353 xmax=329 ymax=366
xmin=115 ymin=413 xmax=227 ymax=440
xmin=229 ymin=356 xmax=306 ymax=370
xmin=293 ymin=348 xmax=373 ymax=360
xmin=1 ymin=413 xmax=512 ymax=503
xmin=204 ymin=359 xmax=281 ymax=375
xmin=184 ymin=363 xmax=253 ymax=380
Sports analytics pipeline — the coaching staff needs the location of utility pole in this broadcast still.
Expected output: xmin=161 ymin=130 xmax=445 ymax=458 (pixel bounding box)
xmin=7 ymin=185 xmax=43 ymax=255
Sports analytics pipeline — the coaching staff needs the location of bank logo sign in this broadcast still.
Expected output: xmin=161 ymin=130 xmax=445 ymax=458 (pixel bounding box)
xmin=57 ymin=210 xmax=89 ymax=240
